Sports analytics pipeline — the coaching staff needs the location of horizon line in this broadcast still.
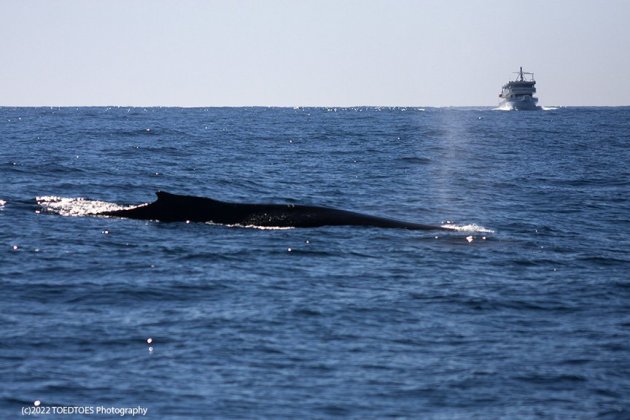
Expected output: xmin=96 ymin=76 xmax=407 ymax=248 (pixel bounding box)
xmin=2 ymin=104 xmax=628 ymax=109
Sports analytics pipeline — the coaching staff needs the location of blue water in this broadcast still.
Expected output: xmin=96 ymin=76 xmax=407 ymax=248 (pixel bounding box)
xmin=1 ymin=107 xmax=629 ymax=418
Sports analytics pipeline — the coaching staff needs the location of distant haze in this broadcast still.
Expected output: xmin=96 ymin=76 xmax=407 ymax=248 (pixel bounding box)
xmin=2 ymin=0 xmax=629 ymax=107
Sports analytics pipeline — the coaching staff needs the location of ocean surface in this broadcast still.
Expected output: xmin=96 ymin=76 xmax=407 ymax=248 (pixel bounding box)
xmin=1 ymin=106 xmax=629 ymax=418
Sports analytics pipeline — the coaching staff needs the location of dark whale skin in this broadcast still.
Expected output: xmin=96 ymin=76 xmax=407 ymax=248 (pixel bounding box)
xmin=101 ymin=191 xmax=446 ymax=231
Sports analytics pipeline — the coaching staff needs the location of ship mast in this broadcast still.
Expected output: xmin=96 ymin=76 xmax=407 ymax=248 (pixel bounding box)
xmin=514 ymin=66 xmax=535 ymax=82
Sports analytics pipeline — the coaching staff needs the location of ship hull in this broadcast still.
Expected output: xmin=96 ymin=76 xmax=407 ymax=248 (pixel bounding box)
xmin=498 ymin=96 xmax=541 ymax=111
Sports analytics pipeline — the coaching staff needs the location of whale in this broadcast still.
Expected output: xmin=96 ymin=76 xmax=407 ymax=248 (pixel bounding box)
xmin=100 ymin=191 xmax=447 ymax=231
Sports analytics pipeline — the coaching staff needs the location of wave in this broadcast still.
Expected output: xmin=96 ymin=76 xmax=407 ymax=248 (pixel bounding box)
xmin=204 ymin=221 xmax=295 ymax=230
xmin=399 ymin=156 xmax=432 ymax=165
xmin=0 ymin=199 xmax=6 ymax=208
xmin=230 ymin=224 xmax=295 ymax=230
xmin=493 ymin=105 xmax=558 ymax=112
xmin=441 ymin=223 xmax=495 ymax=233
xmin=35 ymin=196 xmax=138 ymax=217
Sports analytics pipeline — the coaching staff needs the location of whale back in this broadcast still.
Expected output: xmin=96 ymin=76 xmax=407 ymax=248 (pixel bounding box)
xmin=149 ymin=191 xmax=226 ymax=222
xmin=102 ymin=191 xmax=224 ymax=222
xmin=102 ymin=191 xmax=445 ymax=230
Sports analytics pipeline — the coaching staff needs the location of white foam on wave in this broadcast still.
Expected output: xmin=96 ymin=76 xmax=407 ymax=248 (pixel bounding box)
xmin=441 ymin=223 xmax=495 ymax=233
xmin=36 ymin=196 xmax=138 ymax=217
xmin=205 ymin=221 xmax=295 ymax=230
xmin=237 ymin=225 xmax=295 ymax=230
xmin=493 ymin=105 xmax=555 ymax=112
xmin=0 ymin=199 xmax=6 ymax=208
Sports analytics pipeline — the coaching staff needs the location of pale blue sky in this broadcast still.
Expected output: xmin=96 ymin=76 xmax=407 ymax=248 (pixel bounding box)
xmin=2 ymin=0 xmax=629 ymax=106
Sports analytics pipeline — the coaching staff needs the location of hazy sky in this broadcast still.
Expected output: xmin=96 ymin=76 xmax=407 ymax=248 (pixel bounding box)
xmin=2 ymin=0 xmax=629 ymax=106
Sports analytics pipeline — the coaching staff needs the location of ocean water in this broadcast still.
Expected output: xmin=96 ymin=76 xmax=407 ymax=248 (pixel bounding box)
xmin=1 ymin=106 xmax=629 ymax=418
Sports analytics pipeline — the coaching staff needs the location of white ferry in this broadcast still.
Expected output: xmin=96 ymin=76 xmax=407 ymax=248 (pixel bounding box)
xmin=498 ymin=67 xmax=541 ymax=110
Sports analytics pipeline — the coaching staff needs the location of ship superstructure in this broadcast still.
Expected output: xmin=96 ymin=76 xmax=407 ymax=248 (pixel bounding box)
xmin=499 ymin=67 xmax=541 ymax=110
